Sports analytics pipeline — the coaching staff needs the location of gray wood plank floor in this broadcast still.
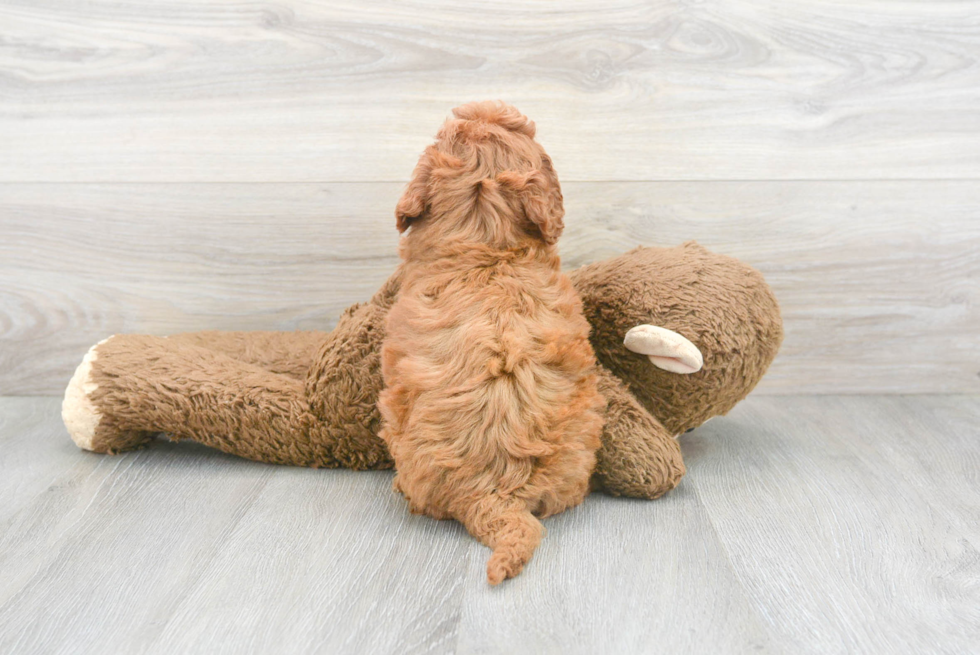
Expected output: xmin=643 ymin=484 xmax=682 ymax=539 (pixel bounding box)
xmin=1 ymin=395 xmax=977 ymax=654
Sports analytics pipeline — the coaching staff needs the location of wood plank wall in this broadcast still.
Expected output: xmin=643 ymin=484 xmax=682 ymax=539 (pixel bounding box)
xmin=1 ymin=0 xmax=978 ymax=395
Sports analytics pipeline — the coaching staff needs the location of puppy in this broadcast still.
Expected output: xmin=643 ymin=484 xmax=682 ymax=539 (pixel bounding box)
xmin=378 ymin=101 xmax=605 ymax=584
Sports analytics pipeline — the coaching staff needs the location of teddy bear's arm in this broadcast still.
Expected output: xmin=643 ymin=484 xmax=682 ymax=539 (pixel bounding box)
xmin=591 ymin=365 xmax=685 ymax=499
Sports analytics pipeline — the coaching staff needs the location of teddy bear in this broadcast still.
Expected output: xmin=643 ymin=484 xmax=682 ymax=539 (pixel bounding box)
xmin=62 ymin=241 xmax=782 ymax=500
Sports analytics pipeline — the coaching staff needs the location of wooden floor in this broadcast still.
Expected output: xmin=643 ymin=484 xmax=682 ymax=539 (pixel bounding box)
xmin=1 ymin=395 xmax=977 ymax=654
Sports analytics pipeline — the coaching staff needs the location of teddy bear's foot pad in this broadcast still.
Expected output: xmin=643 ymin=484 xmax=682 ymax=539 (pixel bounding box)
xmin=62 ymin=338 xmax=110 ymax=451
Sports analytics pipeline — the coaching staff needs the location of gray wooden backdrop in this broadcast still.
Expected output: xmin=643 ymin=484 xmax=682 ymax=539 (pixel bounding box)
xmin=2 ymin=0 xmax=978 ymax=395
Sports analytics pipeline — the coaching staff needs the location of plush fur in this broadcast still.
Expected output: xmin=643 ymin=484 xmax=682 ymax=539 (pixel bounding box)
xmin=62 ymin=108 xmax=785 ymax=558
xmin=63 ymin=243 xmax=780 ymax=496
xmin=377 ymin=102 xmax=604 ymax=584
xmin=570 ymin=242 xmax=784 ymax=438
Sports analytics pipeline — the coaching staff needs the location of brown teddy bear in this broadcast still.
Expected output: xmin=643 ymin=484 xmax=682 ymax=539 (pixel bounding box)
xmin=62 ymin=241 xmax=782 ymax=500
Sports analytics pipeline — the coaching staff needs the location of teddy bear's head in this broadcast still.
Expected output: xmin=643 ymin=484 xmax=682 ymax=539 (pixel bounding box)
xmin=569 ymin=242 xmax=783 ymax=436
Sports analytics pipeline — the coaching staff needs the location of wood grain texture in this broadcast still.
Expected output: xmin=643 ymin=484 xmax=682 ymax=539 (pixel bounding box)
xmin=684 ymin=395 xmax=980 ymax=654
xmin=453 ymin=489 xmax=775 ymax=654
xmin=2 ymin=0 xmax=980 ymax=182
xmin=0 ymin=398 xmax=467 ymax=654
xmin=0 ymin=397 xmax=90 ymax=524
xmin=1 ymin=395 xmax=978 ymax=654
xmin=2 ymin=181 xmax=977 ymax=395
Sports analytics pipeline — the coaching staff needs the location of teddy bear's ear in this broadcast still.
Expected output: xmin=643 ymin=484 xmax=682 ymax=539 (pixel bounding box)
xmin=496 ymin=157 xmax=565 ymax=245
xmin=624 ymin=325 xmax=704 ymax=374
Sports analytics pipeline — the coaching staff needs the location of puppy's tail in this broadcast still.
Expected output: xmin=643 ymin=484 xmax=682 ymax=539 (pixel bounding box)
xmin=462 ymin=496 xmax=544 ymax=585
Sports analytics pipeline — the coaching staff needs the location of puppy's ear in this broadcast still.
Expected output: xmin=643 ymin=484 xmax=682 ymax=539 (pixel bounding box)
xmin=395 ymin=146 xmax=463 ymax=233
xmin=395 ymin=146 xmax=436 ymax=233
xmin=497 ymin=157 xmax=565 ymax=245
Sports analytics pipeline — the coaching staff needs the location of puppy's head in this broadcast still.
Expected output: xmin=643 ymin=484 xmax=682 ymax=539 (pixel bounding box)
xmin=396 ymin=101 xmax=564 ymax=248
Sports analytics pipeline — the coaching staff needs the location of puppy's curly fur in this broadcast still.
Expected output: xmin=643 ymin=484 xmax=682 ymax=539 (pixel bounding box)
xmin=378 ymin=101 xmax=606 ymax=584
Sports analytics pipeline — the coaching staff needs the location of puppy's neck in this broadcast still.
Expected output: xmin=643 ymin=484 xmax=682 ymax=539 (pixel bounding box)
xmin=400 ymin=234 xmax=559 ymax=272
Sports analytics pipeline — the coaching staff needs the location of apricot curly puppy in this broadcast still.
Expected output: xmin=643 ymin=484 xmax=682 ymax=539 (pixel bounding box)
xmin=378 ymin=101 xmax=606 ymax=585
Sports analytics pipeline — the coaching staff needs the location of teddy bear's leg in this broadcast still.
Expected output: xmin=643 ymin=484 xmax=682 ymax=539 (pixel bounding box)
xmin=162 ymin=331 xmax=328 ymax=380
xmin=591 ymin=366 xmax=685 ymax=499
xmin=62 ymin=334 xmax=334 ymax=466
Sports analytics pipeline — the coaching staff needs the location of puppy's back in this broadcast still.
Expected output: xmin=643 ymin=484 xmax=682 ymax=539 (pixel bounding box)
xmin=380 ymin=250 xmax=604 ymax=581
